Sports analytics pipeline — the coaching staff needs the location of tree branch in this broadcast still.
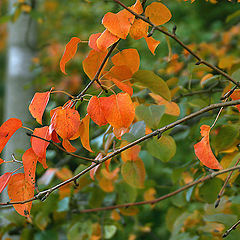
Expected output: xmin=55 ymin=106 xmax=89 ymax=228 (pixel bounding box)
xmin=112 ymin=0 xmax=240 ymax=88
xmin=79 ymin=165 xmax=240 ymax=213
xmin=1 ymin=99 xmax=240 ymax=207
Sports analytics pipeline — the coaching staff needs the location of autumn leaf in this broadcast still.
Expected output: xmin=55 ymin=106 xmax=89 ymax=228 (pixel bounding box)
xmin=96 ymin=30 xmax=119 ymax=51
xmin=121 ymin=141 xmax=141 ymax=162
xmin=51 ymin=108 xmax=81 ymax=140
xmin=29 ymin=89 xmax=52 ymax=125
xmin=8 ymin=173 xmax=34 ymax=217
xmin=82 ymin=49 xmax=108 ymax=80
xmin=105 ymin=65 xmax=133 ymax=96
xmin=88 ymin=33 xmax=102 ymax=51
xmin=62 ymin=139 xmax=77 ymax=152
xmin=102 ymin=10 xmax=135 ymax=39
xmin=0 ymin=172 xmax=12 ymax=193
xmin=60 ymin=37 xmax=81 ymax=74
xmin=99 ymin=93 xmax=135 ymax=129
xmin=0 ymin=118 xmax=22 ymax=154
xmin=129 ymin=18 xmax=149 ymax=40
xmin=145 ymin=2 xmax=172 ymax=26
xmin=87 ymin=96 xmax=108 ymax=126
xmin=79 ymin=114 xmax=93 ymax=152
xmin=230 ymin=89 xmax=240 ymax=112
xmin=31 ymin=126 xmax=51 ymax=158
xmin=121 ymin=158 xmax=145 ymax=188
xmin=0 ymin=158 xmax=3 ymax=165
xmin=22 ymin=148 xmax=37 ymax=187
xmin=90 ymin=153 xmax=103 ymax=180
xmin=111 ymin=49 xmax=140 ymax=74
xmin=194 ymin=125 xmax=222 ymax=170
xmin=144 ymin=36 xmax=161 ymax=55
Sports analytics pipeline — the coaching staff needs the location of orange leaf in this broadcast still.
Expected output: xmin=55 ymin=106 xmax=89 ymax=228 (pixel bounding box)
xmin=22 ymin=148 xmax=37 ymax=187
xmin=31 ymin=126 xmax=51 ymax=158
xmin=121 ymin=141 xmax=141 ymax=162
xmin=145 ymin=2 xmax=172 ymax=26
xmin=99 ymin=93 xmax=135 ymax=129
xmin=113 ymin=127 xmax=128 ymax=139
xmin=96 ymin=29 xmax=119 ymax=51
xmin=194 ymin=125 xmax=222 ymax=170
xmin=56 ymin=167 xmax=73 ymax=181
xmin=0 ymin=172 xmax=12 ymax=193
xmin=129 ymin=18 xmax=149 ymax=40
xmin=51 ymin=108 xmax=81 ymax=139
xmin=62 ymin=139 xmax=77 ymax=152
xmin=8 ymin=173 xmax=34 ymax=217
xmin=111 ymin=49 xmax=140 ymax=74
xmin=51 ymin=130 xmax=61 ymax=143
xmin=79 ymin=114 xmax=93 ymax=152
xmin=144 ymin=36 xmax=160 ymax=55
xmin=87 ymin=96 xmax=108 ymax=126
xmin=88 ymin=33 xmax=102 ymax=51
xmin=105 ymin=65 xmax=133 ymax=96
xmin=60 ymin=37 xmax=81 ymax=74
xmin=0 ymin=118 xmax=22 ymax=154
xmin=29 ymin=89 xmax=51 ymax=125
xmin=82 ymin=49 xmax=108 ymax=80
xmin=130 ymin=0 xmax=143 ymax=14
xmin=230 ymin=89 xmax=240 ymax=112
xmin=0 ymin=158 xmax=3 ymax=165
xmin=149 ymin=93 xmax=180 ymax=116
xmin=102 ymin=10 xmax=135 ymax=39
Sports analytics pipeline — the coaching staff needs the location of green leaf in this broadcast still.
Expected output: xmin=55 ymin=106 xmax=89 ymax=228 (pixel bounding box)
xmin=213 ymin=125 xmax=239 ymax=153
xmin=116 ymin=182 xmax=137 ymax=204
xmin=104 ymin=225 xmax=117 ymax=239
xmin=121 ymin=159 xmax=145 ymax=188
xmin=122 ymin=121 xmax=146 ymax=142
xmin=132 ymin=70 xmax=171 ymax=101
xmin=147 ymin=135 xmax=176 ymax=162
xmin=203 ymin=213 xmax=237 ymax=227
xmin=135 ymin=105 xmax=165 ymax=129
xmin=199 ymin=178 xmax=223 ymax=203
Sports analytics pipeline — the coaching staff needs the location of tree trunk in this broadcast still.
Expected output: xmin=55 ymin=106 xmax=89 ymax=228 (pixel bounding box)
xmin=2 ymin=0 xmax=37 ymax=202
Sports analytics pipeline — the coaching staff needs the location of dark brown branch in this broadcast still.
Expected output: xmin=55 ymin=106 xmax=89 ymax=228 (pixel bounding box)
xmin=80 ymin=165 xmax=240 ymax=213
xmin=74 ymin=39 xmax=121 ymax=102
xmin=27 ymin=133 xmax=97 ymax=163
xmin=113 ymin=0 xmax=240 ymax=88
xmin=1 ymin=99 xmax=240 ymax=207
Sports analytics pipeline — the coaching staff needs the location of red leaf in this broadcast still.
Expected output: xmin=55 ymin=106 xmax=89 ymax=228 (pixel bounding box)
xmin=99 ymin=93 xmax=135 ymax=129
xmin=88 ymin=33 xmax=102 ymax=51
xmin=230 ymin=89 xmax=240 ymax=112
xmin=60 ymin=37 xmax=81 ymax=75
xmin=0 ymin=118 xmax=22 ymax=154
xmin=51 ymin=130 xmax=61 ymax=143
xmin=51 ymin=108 xmax=81 ymax=140
xmin=8 ymin=173 xmax=34 ymax=217
xmin=87 ymin=96 xmax=108 ymax=126
xmin=79 ymin=114 xmax=93 ymax=152
xmin=31 ymin=126 xmax=51 ymax=158
xmin=22 ymin=148 xmax=37 ymax=187
xmin=29 ymin=90 xmax=51 ymax=125
xmin=194 ymin=125 xmax=222 ymax=170
xmin=0 ymin=172 xmax=12 ymax=193
xmin=0 ymin=158 xmax=4 ymax=165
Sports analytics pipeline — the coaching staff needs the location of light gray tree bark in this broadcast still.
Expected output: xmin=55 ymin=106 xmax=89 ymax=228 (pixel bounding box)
xmin=2 ymin=0 xmax=37 ymax=202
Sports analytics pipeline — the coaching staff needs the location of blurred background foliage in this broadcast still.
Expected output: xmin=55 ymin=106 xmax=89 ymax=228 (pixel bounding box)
xmin=0 ymin=0 xmax=240 ymax=239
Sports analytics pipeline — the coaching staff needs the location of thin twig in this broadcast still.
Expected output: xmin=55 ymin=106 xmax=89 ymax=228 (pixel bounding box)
xmin=223 ymin=218 xmax=240 ymax=238
xmin=215 ymin=158 xmax=240 ymax=208
xmin=27 ymin=133 xmax=97 ymax=163
xmin=73 ymin=39 xmax=121 ymax=103
xmin=79 ymin=165 xmax=240 ymax=213
xmin=1 ymin=99 xmax=240 ymax=207
xmin=113 ymin=0 xmax=240 ymax=88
